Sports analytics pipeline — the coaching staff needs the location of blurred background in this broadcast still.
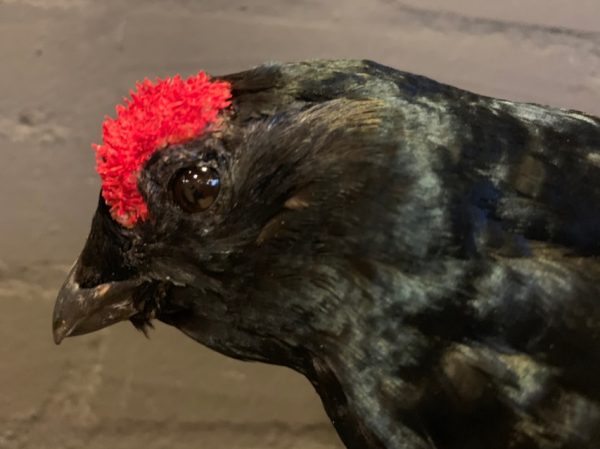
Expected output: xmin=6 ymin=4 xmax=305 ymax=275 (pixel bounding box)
xmin=0 ymin=1 xmax=598 ymax=448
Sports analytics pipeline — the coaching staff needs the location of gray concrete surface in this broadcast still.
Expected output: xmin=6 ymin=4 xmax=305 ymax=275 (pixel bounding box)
xmin=0 ymin=1 xmax=598 ymax=448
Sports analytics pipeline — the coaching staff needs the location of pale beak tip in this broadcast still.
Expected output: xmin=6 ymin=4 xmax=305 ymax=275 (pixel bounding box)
xmin=52 ymin=319 xmax=70 ymax=345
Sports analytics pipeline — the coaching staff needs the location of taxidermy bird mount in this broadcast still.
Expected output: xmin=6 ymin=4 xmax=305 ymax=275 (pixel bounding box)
xmin=52 ymin=60 xmax=600 ymax=449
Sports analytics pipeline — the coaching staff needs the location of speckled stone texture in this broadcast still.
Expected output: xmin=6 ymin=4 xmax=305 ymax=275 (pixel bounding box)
xmin=0 ymin=1 xmax=598 ymax=448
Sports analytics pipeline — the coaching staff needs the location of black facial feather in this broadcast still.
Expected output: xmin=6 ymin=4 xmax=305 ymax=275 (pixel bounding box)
xmin=54 ymin=60 xmax=600 ymax=449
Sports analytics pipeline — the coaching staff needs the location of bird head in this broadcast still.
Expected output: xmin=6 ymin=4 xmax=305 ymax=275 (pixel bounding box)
xmin=52 ymin=60 xmax=600 ymax=449
xmin=52 ymin=63 xmax=403 ymax=370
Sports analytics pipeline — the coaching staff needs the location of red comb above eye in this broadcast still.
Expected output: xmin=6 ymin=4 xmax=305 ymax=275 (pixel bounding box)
xmin=93 ymin=72 xmax=232 ymax=228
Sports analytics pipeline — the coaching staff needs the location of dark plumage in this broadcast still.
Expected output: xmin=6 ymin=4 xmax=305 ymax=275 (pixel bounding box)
xmin=53 ymin=60 xmax=600 ymax=449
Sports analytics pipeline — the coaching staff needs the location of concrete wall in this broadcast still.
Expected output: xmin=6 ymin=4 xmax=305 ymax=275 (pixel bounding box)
xmin=1 ymin=1 xmax=598 ymax=448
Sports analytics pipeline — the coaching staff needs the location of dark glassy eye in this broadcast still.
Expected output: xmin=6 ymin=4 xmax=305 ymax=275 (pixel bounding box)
xmin=171 ymin=166 xmax=221 ymax=213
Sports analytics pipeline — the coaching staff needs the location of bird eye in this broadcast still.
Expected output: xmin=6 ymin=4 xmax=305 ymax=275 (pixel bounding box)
xmin=170 ymin=166 xmax=221 ymax=213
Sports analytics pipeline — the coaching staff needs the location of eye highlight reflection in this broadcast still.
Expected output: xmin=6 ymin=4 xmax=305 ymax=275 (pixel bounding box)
xmin=170 ymin=166 xmax=221 ymax=213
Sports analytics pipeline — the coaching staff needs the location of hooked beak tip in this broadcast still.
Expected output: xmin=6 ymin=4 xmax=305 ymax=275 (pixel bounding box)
xmin=52 ymin=319 xmax=71 ymax=345
xmin=52 ymin=259 xmax=144 ymax=344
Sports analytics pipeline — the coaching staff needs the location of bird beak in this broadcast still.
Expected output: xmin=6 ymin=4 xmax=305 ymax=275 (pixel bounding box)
xmin=52 ymin=260 xmax=143 ymax=344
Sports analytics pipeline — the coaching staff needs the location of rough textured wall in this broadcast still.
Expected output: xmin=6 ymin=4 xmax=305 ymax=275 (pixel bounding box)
xmin=0 ymin=1 xmax=598 ymax=448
